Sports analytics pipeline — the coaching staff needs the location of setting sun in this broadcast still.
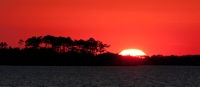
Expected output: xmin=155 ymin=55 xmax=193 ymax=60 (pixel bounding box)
xmin=120 ymin=49 xmax=146 ymax=56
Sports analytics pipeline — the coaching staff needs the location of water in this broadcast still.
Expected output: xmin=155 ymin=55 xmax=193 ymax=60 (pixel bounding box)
xmin=0 ymin=66 xmax=200 ymax=86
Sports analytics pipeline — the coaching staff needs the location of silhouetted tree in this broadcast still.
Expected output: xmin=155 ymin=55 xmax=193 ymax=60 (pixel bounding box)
xmin=25 ymin=36 xmax=42 ymax=49
xmin=42 ymin=35 xmax=55 ymax=49
xmin=83 ymin=38 xmax=110 ymax=55
xmin=63 ymin=37 xmax=73 ymax=52
xmin=56 ymin=36 xmax=69 ymax=53
xmin=42 ymin=35 xmax=74 ymax=53
xmin=70 ymin=38 xmax=110 ymax=55
xmin=84 ymin=38 xmax=98 ymax=55
xmin=0 ymin=42 xmax=8 ymax=49
xmin=96 ymin=41 xmax=110 ymax=54
xmin=73 ymin=39 xmax=86 ymax=53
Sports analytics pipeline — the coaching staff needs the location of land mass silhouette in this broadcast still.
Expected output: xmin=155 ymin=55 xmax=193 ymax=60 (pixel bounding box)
xmin=0 ymin=35 xmax=200 ymax=66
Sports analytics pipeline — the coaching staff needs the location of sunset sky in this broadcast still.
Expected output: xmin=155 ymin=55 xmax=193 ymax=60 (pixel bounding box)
xmin=0 ymin=0 xmax=200 ymax=55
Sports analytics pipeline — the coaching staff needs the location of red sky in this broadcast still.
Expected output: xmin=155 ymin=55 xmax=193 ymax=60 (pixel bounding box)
xmin=0 ymin=0 xmax=200 ymax=55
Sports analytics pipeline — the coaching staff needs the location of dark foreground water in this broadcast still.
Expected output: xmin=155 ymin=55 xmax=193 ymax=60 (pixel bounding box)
xmin=0 ymin=66 xmax=200 ymax=87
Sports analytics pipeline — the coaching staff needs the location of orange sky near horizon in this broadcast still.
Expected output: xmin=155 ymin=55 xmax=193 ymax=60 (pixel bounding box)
xmin=0 ymin=0 xmax=200 ymax=55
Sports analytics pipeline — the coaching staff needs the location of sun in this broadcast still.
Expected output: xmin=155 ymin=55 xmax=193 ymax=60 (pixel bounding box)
xmin=119 ymin=49 xmax=146 ymax=56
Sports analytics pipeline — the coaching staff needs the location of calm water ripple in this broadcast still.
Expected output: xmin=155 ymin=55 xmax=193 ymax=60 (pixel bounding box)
xmin=0 ymin=66 xmax=200 ymax=87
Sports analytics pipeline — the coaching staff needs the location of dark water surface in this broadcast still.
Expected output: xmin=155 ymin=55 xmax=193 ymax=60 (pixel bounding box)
xmin=0 ymin=66 xmax=200 ymax=87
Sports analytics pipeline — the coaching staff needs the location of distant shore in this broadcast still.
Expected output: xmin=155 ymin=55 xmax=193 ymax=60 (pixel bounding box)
xmin=1 ymin=35 xmax=200 ymax=66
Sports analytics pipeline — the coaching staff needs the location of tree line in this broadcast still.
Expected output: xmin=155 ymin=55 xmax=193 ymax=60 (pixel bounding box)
xmin=0 ymin=35 xmax=200 ymax=66
xmin=1 ymin=35 xmax=110 ymax=55
xmin=0 ymin=35 xmax=114 ymax=66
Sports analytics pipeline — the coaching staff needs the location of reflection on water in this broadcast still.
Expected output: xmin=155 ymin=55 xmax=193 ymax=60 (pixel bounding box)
xmin=0 ymin=66 xmax=200 ymax=86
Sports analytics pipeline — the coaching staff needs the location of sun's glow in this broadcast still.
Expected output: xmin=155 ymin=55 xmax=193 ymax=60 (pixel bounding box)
xmin=120 ymin=49 xmax=146 ymax=56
